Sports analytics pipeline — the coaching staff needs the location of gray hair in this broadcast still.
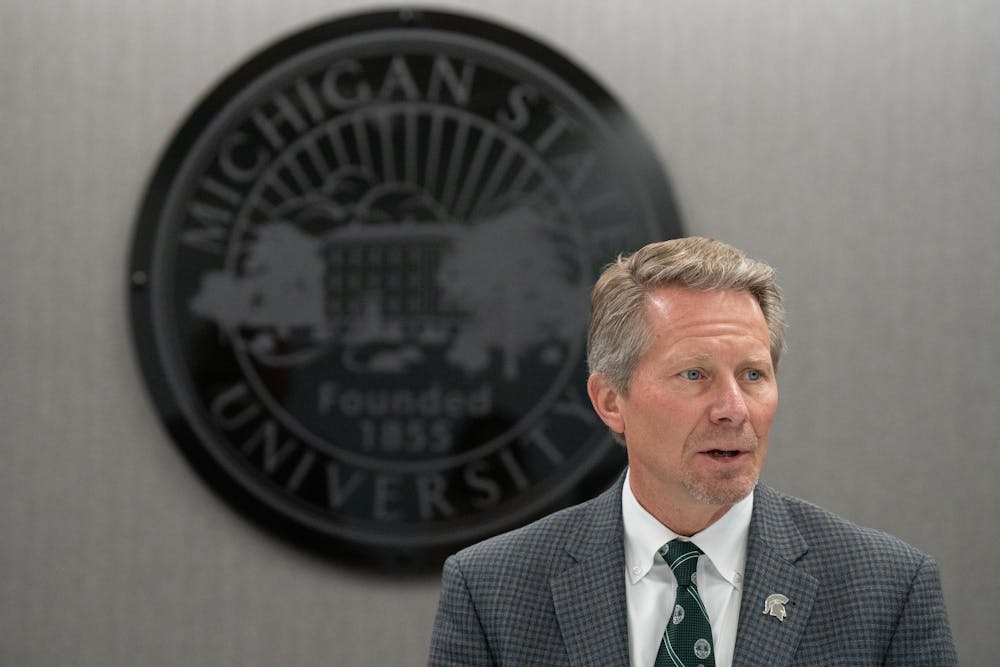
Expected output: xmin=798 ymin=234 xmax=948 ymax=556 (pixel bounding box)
xmin=586 ymin=237 xmax=786 ymax=394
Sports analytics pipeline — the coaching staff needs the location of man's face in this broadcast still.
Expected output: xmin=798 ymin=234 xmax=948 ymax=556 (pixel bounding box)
xmin=588 ymin=286 xmax=778 ymax=526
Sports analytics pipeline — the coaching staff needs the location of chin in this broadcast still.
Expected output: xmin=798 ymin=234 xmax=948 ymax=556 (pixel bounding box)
xmin=684 ymin=475 xmax=757 ymax=506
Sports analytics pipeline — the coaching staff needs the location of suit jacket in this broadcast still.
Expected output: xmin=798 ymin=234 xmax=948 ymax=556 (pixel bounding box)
xmin=428 ymin=476 xmax=956 ymax=666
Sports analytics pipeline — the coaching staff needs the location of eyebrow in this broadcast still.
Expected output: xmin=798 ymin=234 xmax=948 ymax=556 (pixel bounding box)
xmin=673 ymin=354 xmax=773 ymax=369
xmin=677 ymin=354 xmax=713 ymax=366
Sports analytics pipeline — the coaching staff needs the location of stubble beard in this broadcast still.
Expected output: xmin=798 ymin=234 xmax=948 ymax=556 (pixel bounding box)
xmin=681 ymin=428 xmax=763 ymax=506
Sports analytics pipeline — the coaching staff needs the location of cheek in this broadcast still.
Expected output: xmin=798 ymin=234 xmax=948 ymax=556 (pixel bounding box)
xmin=627 ymin=394 xmax=689 ymax=437
xmin=750 ymin=396 xmax=779 ymax=435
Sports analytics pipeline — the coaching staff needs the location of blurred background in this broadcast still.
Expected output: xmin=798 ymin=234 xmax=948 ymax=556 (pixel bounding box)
xmin=2 ymin=1 xmax=997 ymax=664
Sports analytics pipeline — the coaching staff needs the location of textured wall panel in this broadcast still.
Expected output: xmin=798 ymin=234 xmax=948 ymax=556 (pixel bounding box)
xmin=2 ymin=1 xmax=997 ymax=664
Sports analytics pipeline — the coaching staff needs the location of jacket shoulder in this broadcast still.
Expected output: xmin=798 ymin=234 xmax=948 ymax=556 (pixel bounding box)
xmin=765 ymin=486 xmax=931 ymax=575
xmin=752 ymin=487 xmax=956 ymax=665
xmin=449 ymin=494 xmax=599 ymax=580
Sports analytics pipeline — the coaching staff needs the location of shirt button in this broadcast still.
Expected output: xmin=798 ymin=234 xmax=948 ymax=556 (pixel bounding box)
xmin=631 ymin=566 xmax=642 ymax=576
xmin=734 ymin=572 xmax=743 ymax=584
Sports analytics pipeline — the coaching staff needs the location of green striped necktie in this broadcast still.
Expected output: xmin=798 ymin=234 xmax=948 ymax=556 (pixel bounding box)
xmin=654 ymin=540 xmax=716 ymax=667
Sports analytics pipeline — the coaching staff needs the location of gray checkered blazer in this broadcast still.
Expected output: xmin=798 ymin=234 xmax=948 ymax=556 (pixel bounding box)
xmin=428 ymin=475 xmax=956 ymax=666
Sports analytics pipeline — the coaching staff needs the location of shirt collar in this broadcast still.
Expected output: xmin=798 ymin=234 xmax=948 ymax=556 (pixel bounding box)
xmin=622 ymin=468 xmax=753 ymax=588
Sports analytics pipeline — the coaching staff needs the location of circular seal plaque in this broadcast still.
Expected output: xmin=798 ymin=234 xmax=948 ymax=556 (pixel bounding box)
xmin=130 ymin=9 xmax=682 ymax=568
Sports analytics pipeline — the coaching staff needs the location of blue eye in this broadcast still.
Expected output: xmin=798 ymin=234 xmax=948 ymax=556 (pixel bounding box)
xmin=746 ymin=369 xmax=762 ymax=381
xmin=682 ymin=370 xmax=703 ymax=381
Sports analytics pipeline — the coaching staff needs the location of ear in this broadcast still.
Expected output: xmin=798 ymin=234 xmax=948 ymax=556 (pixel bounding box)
xmin=587 ymin=373 xmax=626 ymax=436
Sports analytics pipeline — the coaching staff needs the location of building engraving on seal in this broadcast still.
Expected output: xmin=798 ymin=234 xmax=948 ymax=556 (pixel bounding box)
xmin=130 ymin=10 xmax=681 ymax=566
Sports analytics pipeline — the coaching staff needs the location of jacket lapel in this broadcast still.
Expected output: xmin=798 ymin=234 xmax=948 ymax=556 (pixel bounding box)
xmin=550 ymin=477 xmax=631 ymax=666
xmin=732 ymin=484 xmax=818 ymax=667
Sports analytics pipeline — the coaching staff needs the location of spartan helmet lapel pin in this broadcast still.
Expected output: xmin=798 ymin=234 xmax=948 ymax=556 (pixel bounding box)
xmin=763 ymin=593 xmax=790 ymax=621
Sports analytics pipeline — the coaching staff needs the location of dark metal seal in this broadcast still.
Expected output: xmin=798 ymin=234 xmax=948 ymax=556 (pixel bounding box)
xmin=129 ymin=9 xmax=682 ymax=569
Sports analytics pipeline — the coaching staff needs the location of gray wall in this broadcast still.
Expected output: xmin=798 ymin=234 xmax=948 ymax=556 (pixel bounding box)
xmin=2 ymin=1 xmax=997 ymax=664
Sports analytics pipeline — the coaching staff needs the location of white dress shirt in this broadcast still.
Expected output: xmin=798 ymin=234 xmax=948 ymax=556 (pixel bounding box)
xmin=622 ymin=470 xmax=753 ymax=667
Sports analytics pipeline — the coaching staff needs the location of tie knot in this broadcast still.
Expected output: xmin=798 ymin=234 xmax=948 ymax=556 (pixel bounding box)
xmin=661 ymin=539 xmax=703 ymax=587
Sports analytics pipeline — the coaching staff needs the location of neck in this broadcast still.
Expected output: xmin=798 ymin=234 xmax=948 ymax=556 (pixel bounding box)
xmin=628 ymin=478 xmax=734 ymax=536
xmin=656 ymin=503 xmax=733 ymax=537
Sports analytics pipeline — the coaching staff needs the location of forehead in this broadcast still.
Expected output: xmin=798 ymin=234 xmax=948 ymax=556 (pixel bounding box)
xmin=642 ymin=286 xmax=771 ymax=352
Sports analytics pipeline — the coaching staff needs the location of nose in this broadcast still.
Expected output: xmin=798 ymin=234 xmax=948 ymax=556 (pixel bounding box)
xmin=708 ymin=376 xmax=750 ymax=425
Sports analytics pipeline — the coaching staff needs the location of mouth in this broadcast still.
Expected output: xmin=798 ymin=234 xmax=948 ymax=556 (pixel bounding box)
xmin=701 ymin=449 xmax=749 ymax=460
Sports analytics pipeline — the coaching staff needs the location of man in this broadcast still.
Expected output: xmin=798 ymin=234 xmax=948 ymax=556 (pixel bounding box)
xmin=428 ymin=237 xmax=956 ymax=666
